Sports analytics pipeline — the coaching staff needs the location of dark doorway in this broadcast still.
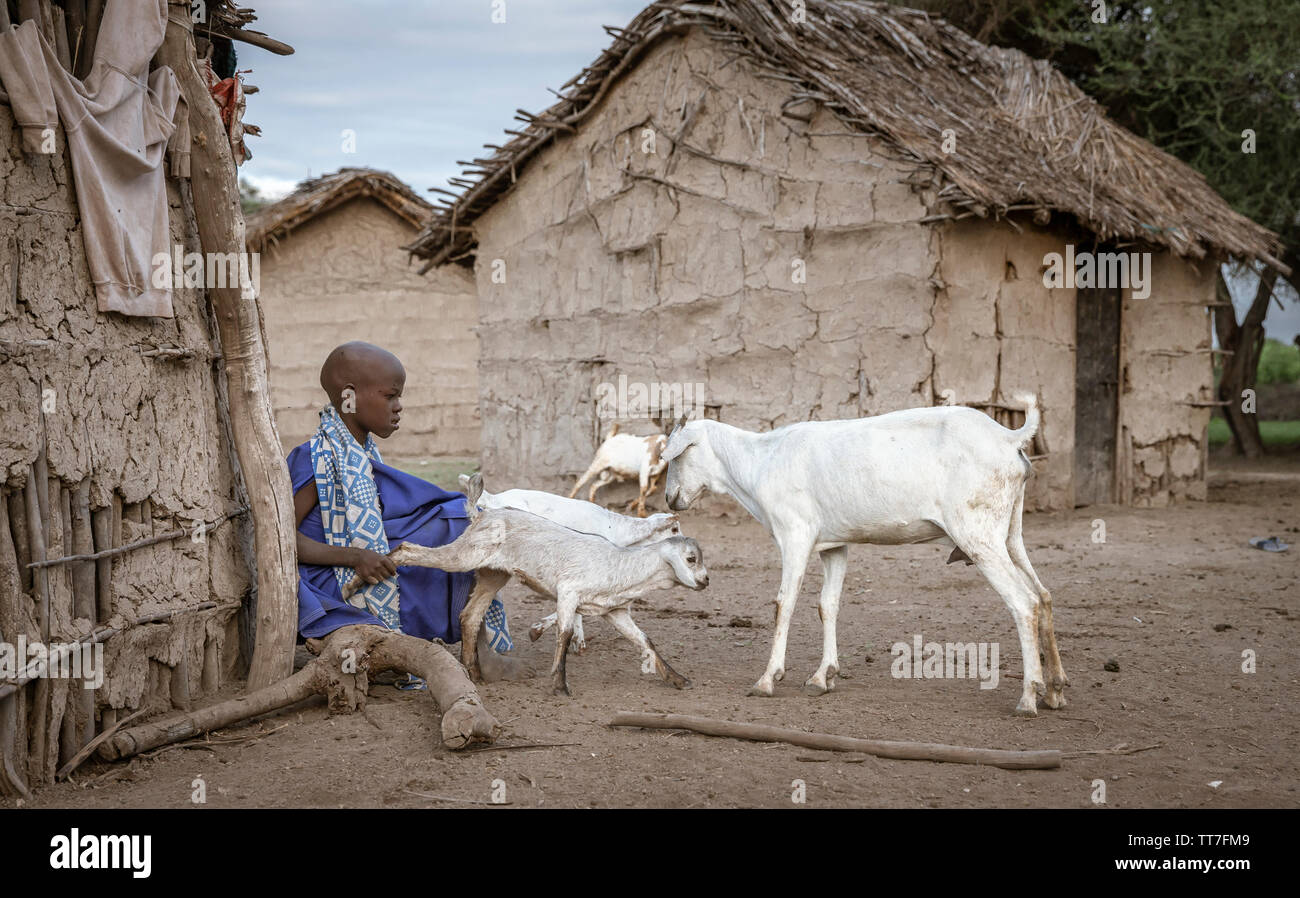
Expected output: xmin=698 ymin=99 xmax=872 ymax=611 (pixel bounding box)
xmin=1074 ymin=285 xmax=1121 ymax=505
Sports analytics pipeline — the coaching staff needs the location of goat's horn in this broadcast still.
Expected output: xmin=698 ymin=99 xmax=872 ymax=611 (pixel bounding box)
xmin=667 ymin=412 xmax=688 ymax=438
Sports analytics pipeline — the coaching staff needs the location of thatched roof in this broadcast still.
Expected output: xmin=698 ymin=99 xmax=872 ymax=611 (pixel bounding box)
xmin=246 ymin=168 xmax=432 ymax=252
xmin=405 ymin=0 xmax=1282 ymax=273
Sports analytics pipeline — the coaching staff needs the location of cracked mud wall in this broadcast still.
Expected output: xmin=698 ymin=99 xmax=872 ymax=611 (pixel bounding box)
xmin=467 ymin=29 xmax=1210 ymax=513
xmin=259 ymin=197 xmax=480 ymax=457
xmin=1 ymin=103 xmax=250 ymax=782
xmin=1117 ymin=253 xmax=1216 ymax=507
xmin=932 ymin=219 xmax=1077 ymax=511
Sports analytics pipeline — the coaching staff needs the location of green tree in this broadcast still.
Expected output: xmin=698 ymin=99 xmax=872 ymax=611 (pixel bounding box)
xmin=239 ymin=178 xmax=267 ymax=216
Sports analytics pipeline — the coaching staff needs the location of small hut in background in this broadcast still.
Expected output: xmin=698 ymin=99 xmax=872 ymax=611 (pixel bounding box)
xmin=407 ymin=0 xmax=1282 ymax=511
xmin=248 ymin=168 xmax=479 ymax=458
xmin=0 ymin=0 xmax=296 ymax=795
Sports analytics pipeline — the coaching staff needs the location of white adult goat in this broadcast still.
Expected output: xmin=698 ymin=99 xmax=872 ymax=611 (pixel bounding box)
xmin=661 ymin=395 xmax=1067 ymax=717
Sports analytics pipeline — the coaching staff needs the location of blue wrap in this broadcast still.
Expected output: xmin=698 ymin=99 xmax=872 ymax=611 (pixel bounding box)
xmin=288 ymin=443 xmax=482 ymax=643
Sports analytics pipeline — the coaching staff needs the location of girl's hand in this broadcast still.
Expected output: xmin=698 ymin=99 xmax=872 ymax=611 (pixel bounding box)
xmin=352 ymin=547 xmax=398 ymax=584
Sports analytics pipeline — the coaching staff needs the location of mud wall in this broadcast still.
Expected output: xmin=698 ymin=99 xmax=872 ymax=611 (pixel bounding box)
xmin=0 ymin=101 xmax=250 ymax=788
xmin=932 ymin=219 xmax=1077 ymax=510
xmin=258 ymin=197 xmax=479 ymax=458
xmin=1117 ymin=253 xmax=1217 ymax=506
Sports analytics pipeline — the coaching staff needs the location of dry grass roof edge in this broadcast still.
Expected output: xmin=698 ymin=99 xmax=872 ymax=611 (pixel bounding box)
xmin=245 ymin=167 xmax=433 ymax=252
xmin=405 ymin=0 xmax=1283 ymax=274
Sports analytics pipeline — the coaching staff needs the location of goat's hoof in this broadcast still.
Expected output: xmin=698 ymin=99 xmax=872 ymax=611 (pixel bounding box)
xmin=748 ymin=680 xmax=775 ymax=697
xmin=666 ymin=672 xmax=691 ymax=689
xmin=1042 ymin=691 xmax=1067 ymax=710
xmin=528 ymin=625 xmax=545 ymax=643
xmin=552 ymin=683 xmax=571 ymax=697
xmin=1014 ymin=700 xmax=1038 ymax=718
xmin=802 ymin=677 xmax=833 ymax=697
xmin=572 ymin=638 xmax=587 ymax=655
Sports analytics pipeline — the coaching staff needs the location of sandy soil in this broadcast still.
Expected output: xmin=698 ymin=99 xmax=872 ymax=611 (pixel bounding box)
xmin=10 ymin=458 xmax=1298 ymax=809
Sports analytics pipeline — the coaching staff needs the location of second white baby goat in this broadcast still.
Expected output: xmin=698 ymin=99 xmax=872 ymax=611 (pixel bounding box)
xmin=346 ymin=475 xmax=708 ymax=695
xmin=459 ymin=474 xmax=683 ymax=652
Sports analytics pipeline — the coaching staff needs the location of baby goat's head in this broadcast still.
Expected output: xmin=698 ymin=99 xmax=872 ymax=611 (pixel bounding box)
xmin=630 ymin=512 xmax=682 ymax=545
xmin=659 ymin=536 xmax=708 ymax=589
xmin=662 ymin=420 xmax=714 ymax=511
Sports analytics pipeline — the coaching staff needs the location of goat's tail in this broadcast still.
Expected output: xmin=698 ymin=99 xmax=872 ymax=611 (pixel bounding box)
xmin=1007 ymin=392 xmax=1040 ymax=448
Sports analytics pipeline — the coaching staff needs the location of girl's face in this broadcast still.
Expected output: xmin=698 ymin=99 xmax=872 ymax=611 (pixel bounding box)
xmin=342 ymin=361 xmax=405 ymax=440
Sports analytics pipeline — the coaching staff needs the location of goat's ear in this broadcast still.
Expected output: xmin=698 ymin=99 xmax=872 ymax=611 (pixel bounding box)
xmin=457 ymin=474 xmax=471 ymax=489
xmin=660 ymin=424 xmax=698 ymax=464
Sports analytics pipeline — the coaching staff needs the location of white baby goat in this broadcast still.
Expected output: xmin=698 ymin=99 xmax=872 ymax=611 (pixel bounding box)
xmin=459 ymin=474 xmax=683 ymax=652
xmin=569 ymin=423 xmax=668 ymax=517
xmin=661 ymin=395 xmax=1067 ymax=717
xmin=347 ymin=475 xmax=708 ymax=695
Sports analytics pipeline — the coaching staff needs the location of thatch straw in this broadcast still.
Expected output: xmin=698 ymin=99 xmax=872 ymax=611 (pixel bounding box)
xmin=404 ymin=0 xmax=1280 ymax=272
xmin=246 ymin=168 xmax=432 ymax=253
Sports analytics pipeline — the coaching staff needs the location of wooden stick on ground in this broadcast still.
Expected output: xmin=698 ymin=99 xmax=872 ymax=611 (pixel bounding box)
xmin=97 ymin=625 xmax=500 ymax=761
xmin=607 ymin=712 xmax=1061 ymax=770
xmin=55 ymin=708 xmax=148 ymax=781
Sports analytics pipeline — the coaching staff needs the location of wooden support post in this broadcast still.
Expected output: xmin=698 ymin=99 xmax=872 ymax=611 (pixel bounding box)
xmin=71 ymin=483 xmax=96 ymax=748
xmin=80 ymin=0 xmax=103 ymax=81
xmin=0 ymin=493 xmax=32 ymax=798
xmin=23 ymin=464 xmax=49 ymax=783
xmin=156 ymin=13 xmax=298 ymax=691
xmin=51 ymin=4 xmax=71 ymax=71
xmin=201 ymin=632 xmax=219 ymax=695
xmin=170 ymin=649 xmax=192 ymax=711
xmin=7 ymin=491 xmax=31 ymax=594
xmin=65 ymin=0 xmax=87 ymax=76
xmin=70 ymin=483 xmax=95 ymax=620
xmin=90 ymin=505 xmax=112 ymax=622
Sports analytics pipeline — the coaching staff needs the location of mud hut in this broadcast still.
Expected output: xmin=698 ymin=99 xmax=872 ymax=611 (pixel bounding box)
xmin=0 ymin=0 xmax=299 ymax=794
xmin=407 ymin=0 xmax=1283 ymax=511
xmin=247 ymin=168 xmax=480 ymax=458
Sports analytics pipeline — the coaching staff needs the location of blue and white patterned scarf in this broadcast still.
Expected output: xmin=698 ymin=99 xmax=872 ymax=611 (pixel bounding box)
xmin=310 ymin=404 xmax=402 ymax=630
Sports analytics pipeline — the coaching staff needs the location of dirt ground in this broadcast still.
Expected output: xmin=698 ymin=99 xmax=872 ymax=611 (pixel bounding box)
xmin=9 ymin=454 xmax=1298 ymax=809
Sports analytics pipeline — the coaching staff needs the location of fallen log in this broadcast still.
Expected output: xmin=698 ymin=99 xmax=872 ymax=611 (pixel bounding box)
xmin=98 ymin=626 xmax=499 ymax=761
xmin=607 ymin=712 xmax=1061 ymax=770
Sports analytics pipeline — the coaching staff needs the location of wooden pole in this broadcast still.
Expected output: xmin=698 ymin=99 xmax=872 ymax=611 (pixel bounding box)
xmin=155 ymin=11 xmax=299 ymax=692
xmin=70 ymin=482 xmax=95 ymax=748
xmin=7 ymin=491 xmax=31 ymax=594
xmin=201 ymin=632 xmax=219 ymax=694
xmin=28 ymin=506 xmax=247 ymax=569
xmin=99 ymin=625 xmax=500 ymax=759
xmin=65 ymin=0 xmax=86 ymax=77
xmin=607 ymin=712 xmax=1062 ymax=770
xmin=23 ymin=464 xmax=49 ymax=782
xmin=90 ymin=505 xmax=112 ymax=622
xmin=79 ymin=0 xmax=103 ymax=81
xmin=0 ymin=493 xmax=32 ymax=798
xmin=0 ymin=602 xmax=238 ymax=701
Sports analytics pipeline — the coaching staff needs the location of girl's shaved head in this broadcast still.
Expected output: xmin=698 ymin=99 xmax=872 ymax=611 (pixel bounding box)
xmin=320 ymin=342 xmax=405 ymax=405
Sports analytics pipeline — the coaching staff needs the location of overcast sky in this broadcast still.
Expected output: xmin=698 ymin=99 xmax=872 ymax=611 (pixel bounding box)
xmin=236 ymin=0 xmax=646 ymax=200
xmin=233 ymin=0 xmax=1298 ymax=342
